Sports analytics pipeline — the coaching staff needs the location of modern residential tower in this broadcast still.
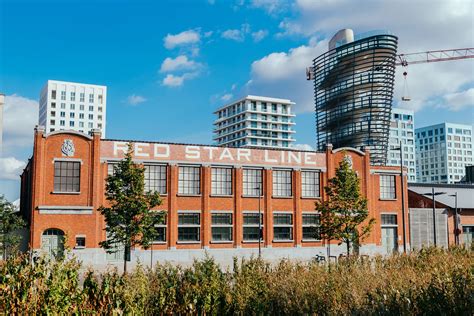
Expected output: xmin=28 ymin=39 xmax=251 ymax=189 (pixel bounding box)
xmin=387 ymin=108 xmax=416 ymax=182
xmin=39 ymin=80 xmax=107 ymax=137
xmin=213 ymin=95 xmax=296 ymax=148
xmin=416 ymin=122 xmax=474 ymax=183
xmin=311 ymin=29 xmax=398 ymax=165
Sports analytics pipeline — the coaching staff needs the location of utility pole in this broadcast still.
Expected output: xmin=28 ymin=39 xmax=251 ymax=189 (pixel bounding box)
xmin=450 ymin=192 xmax=459 ymax=245
xmin=423 ymin=189 xmax=447 ymax=246
xmin=258 ymin=183 xmax=262 ymax=258
xmin=399 ymin=141 xmax=407 ymax=253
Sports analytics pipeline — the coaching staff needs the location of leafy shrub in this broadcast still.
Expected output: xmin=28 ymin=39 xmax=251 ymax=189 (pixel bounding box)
xmin=1 ymin=247 xmax=472 ymax=314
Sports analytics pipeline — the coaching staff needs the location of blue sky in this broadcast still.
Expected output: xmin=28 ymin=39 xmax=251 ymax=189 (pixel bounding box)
xmin=0 ymin=0 xmax=473 ymax=201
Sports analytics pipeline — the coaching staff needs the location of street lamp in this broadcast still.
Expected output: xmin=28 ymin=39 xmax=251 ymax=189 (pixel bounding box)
xmin=449 ymin=192 xmax=459 ymax=245
xmin=256 ymin=183 xmax=263 ymax=258
xmin=422 ymin=188 xmax=447 ymax=246
xmin=393 ymin=141 xmax=407 ymax=253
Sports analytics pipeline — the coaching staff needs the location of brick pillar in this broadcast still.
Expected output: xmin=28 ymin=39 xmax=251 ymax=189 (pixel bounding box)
xmin=294 ymin=169 xmax=302 ymax=247
xmin=234 ymin=167 xmax=243 ymax=247
xmin=31 ymin=125 xmax=46 ymax=249
xmin=202 ymin=165 xmax=211 ymax=248
xmin=90 ymin=129 xmax=102 ymax=247
xmin=264 ymin=167 xmax=273 ymax=247
xmin=169 ymin=164 xmax=178 ymax=249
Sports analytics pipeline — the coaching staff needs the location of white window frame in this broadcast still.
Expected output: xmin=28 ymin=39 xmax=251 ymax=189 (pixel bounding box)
xmin=144 ymin=164 xmax=167 ymax=195
xmin=242 ymin=211 xmax=264 ymax=242
xmin=381 ymin=213 xmax=398 ymax=228
xmin=380 ymin=175 xmax=396 ymax=199
xmin=242 ymin=168 xmax=263 ymax=197
xmin=153 ymin=212 xmax=167 ymax=244
xmin=178 ymin=165 xmax=201 ymax=195
xmin=273 ymin=211 xmax=293 ymax=242
xmin=211 ymin=167 xmax=232 ymax=196
xmin=302 ymin=212 xmax=321 ymax=241
xmin=301 ymin=170 xmax=321 ymax=198
xmin=210 ymin=211 xmax=233 ymax=243
xmin=272 ymin=169 xmax=292 ymax=197
xmin=177 ymin=211 xmax=201 ymax=243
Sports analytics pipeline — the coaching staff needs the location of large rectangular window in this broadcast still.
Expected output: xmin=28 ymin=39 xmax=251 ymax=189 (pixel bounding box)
xmin=301 ymin=171 xmax=320 ymax=198
xmin=178 ymin=212 xmax=200 ymax=242
xmin=273 ymin=213 xmax=293 ymax=241
xmin=178 ymin=166 xmax=201 ymax=195
xmin=273 ymin=170 xmax=292 ymax=197
xmin=54 ymin=161 xmax=80 ymax=192
xmin=302 ymin=213 xmax=321 ymax=241
xmin=242 ymin=168 xmax=262 ymax=196
xmin=154 ymin=214 xmax=167 ymax=243
xmin=211 ymin=167 xmax=232 ymax=195
xmin=211 ymin=212 xmax=233 ymax=242
xmin=144 ymin=164 xmax=167 ymax=194
xmin=380 ymin=175 xmax=396 ymax=199
xmin=243 ymin=212 xmax=263 ymax=241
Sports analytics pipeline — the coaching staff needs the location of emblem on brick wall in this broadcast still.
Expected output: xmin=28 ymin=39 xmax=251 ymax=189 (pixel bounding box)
xmin=61 ymin=139 xmax=75 ymax=157
xmin=343 ymin=154 xmax=353 ymax=169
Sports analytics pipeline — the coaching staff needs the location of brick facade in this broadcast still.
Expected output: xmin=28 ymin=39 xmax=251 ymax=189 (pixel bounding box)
xmin=20 ymin=128 xmax=409 ymax=265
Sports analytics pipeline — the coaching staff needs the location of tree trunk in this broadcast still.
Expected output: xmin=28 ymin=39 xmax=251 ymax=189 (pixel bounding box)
xmin=346 ymin=240 xmax=350 ymax=256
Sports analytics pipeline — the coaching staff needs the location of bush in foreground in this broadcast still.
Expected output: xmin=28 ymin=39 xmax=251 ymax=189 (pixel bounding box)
xmin=1 ymin=247 xmax=473 ymax=314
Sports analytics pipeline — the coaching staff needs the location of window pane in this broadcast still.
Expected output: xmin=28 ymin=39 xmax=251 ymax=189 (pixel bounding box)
xmin=178 ymin=227 xmax=200 ymax=241
xmin=178 ymin=166 xmax=201 ymax=195
xmin=273 ymin=227 xmax=292 ymax=240
xmin=273 ymin=170 xmax=292 ymax=197
xmin=273 ymin=213 xmax=292 ymax=225
xmin=243 ymin=169 xmax=262 ymax=196
xmin=212 ymin=227 xmax=232 ymax=241
xmin=380 ymin=175 xmax=396 ymax=199
xmin=211 ymin=213 xmax=232 ymax=225
xmin=381 ymin=214 xmax=397 ymax=225
xmin=178 ymin=213 xmax=200 ymax=225
xmin=211 ymin=168 xmax=232 ymax=195
xmin=243 ymin=213 xmax=262 ymax=225
xmin=302 ymin=171 xmax=320 ymax=197
xmin=144 ymin=165 xmax=167 ymax=194
xmin=53 ymin=161 xmax=80 ymax=192
xmin=243 ymin=227 xmax=260 ymax=240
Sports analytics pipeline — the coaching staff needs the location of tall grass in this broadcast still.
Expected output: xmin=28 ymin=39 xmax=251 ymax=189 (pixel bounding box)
xmin=1 ymin=247 xmax=472 ymax=314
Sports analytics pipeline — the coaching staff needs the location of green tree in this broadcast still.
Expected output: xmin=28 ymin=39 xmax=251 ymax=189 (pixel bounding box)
xmin=317 ymin=156 xmax=375 ymax=256
xmin=0 ymin=195 xmax=26 ymax=259
xmin=99 ymin=143 xmax=164 ymax=272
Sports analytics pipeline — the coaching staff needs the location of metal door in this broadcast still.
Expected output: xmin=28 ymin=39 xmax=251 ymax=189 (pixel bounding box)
xmin=382 ymin=227 xmax=398 ymax=254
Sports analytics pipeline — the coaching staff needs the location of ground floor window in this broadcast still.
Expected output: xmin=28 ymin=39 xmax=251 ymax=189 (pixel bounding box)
xmin=273 ymin=212 xmax=293 ymax=241
xmin=381 ymin=214 xmax=398 ymax=254
xmin=211 ymin=212 xmax=233 ymax=242
xmin=243 ymin=212 xmax=263 ymax=241
xmin=178 ymin=212 xmax=200 ymax=242
xmin=75 ymin=235 xmax=86 ymax=249
xmin=302 ymin=213 xmax=320 ymax=241
xmin=154 ymin=214 xmax=167 ymax=243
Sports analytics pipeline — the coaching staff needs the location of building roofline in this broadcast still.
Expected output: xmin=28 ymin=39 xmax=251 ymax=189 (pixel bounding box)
xmin=41 ymin=80 xmax=107 ymax=91
xmin=408 ymin=182 xmax=474 ymax=189
xmin=213 ymin=95 xmax=295 ymax=113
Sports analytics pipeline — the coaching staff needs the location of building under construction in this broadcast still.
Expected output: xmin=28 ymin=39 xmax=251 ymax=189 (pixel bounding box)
xmin=310 ymin=29 xmax=398 ymax=165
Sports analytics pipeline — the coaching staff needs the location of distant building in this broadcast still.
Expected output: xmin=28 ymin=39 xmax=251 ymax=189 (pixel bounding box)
xmin=415 ymin=123 xmax=474 ymax=183
xmin=387 ymin=108 xmax=416 ymax=182
xmin=311 ymin=28 xmax=398 ymax=165
xmin=213 ymin=95 xmax=296 ymax=148
xmin=39 ymin=80 xmax=107 ymax=137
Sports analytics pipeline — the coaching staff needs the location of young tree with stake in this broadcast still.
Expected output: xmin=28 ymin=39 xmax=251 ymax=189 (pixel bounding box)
xmin=99 ymin=143 xmax=164 ymax=273
xmin=317 ymin=155 xmax=375 ymax=256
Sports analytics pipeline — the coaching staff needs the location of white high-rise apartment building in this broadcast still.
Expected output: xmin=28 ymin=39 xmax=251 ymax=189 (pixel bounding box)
xmin=387 ymin=108 xmax=416 ymax=182
xmin=39 ymin=80 xmax=107 ymax=137
xmin=213 ymin=95 xmax=296 ymax=148
xmin=416 ymin=123 xmax=474 ymax=183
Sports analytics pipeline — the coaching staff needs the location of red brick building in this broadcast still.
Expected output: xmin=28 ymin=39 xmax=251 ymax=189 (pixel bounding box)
xmin=20 ymin=127 xmax=409 ymax=266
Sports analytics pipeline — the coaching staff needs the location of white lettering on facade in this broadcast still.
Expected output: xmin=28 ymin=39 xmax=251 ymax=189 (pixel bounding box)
xmin=237 ymin=148 xmax=251 ymax=161
xmin=288 ymin=151 xmax=301 ymax=164
xmin=203 ymin=146 xmax=218 ymax=159
xmin=219 ymin=148 xmax=234 ymax=161
xmin=135 ymin=143 xmax=150 ymax=157
xmin=304 ymin=152 xmax=317 ymax=165
xmin=113 ymin=141 xmax=128 ymax=156
xmin=264 ymin=150 xmax=277 ymax=163
xmin=154 ymin=144 xmax=170 ymax=158
xmin=185 ymin=146 xmax=200 ymax=159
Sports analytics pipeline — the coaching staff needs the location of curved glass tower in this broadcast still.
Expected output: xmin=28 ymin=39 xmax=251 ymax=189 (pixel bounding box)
xmin=312 ymin=29 xmax=398 ymax=165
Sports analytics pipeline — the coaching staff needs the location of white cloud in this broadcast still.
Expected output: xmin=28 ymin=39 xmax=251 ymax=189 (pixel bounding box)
xmin=442 ymin=88 xmax=474 ymax=111
xmin=127 ymin=94 xmax=147 ymax=106
xmin=160 ymin=55 xmax=202 ymax=73
xmin=3 ymin=94 xmax=38 ymax=150
xmin=292 ymin=143 xmax=314 ymax=151
xmin=162 ymin=72 xmax=199 ymax=87
xmin=250 ymin=0 xmax=474 ymax=114
xmin=0 ymin=157 xmax=26 ymax=180
xmin=164 ymin=30 xmax=200 ymax=49
xmin=250 ymin=0 xmax=289 ymax=15
xmin=221 ymin=93 xmax=233 ymax=101
xmin=222 ymin=29 xmax=245 ymax=41
xmin=252 ymin=29 xmax=268 ymax=42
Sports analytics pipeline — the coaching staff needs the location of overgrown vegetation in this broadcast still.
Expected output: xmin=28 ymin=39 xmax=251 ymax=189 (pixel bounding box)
xmin=1 ymin=247 xmax=473 ymax=314
xmin=0 ymin=195 xmax=26 ymax=260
